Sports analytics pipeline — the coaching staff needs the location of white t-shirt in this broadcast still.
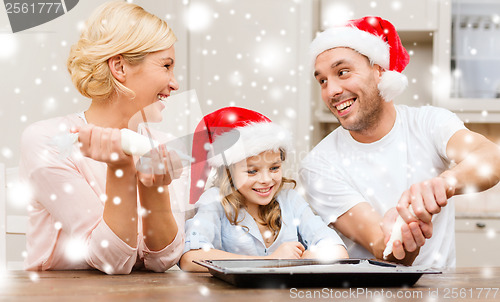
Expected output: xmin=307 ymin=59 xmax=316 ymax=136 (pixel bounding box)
xmin=300 ymin=105 xmax=466 ymax=268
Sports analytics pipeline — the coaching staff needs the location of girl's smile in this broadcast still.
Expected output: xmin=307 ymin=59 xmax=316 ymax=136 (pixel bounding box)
xmin=231 ymin=150 xmax=283 ymax=216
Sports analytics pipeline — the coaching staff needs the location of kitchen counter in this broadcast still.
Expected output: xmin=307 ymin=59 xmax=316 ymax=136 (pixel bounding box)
xmin=1 ymin=267 xmax=499 ymax=301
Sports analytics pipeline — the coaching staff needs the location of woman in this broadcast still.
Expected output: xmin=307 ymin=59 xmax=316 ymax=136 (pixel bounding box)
xmin=20 ymin=1 xmax=185 ymax=274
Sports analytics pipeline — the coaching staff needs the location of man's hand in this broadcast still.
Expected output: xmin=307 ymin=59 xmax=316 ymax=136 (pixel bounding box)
xmin=396 ymin=177 xmax=454 ymax=225
xmin=381 ymin=207 xmax=432 ymax=264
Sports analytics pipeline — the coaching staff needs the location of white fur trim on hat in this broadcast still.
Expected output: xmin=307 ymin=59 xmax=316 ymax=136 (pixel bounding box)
xmin=309 ymin=26 xmax=390 ymax=71
xmin=207 ymin=122 xmax=293 ymax=167
xmin=378 ymin=70 xmax=408 ymax=102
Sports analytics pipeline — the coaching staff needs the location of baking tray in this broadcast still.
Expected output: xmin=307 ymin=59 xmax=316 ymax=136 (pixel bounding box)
xmin=194 ymin=258 xmax=441 ymax=288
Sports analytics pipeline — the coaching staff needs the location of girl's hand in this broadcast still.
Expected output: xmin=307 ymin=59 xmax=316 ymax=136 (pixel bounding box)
xmin=136 ymin=145 xmax=183 ymax=187
xmin=77 ymin=124 xmax=133 ymax=168
xmin=267 ymin=241 xmax=305 ymax=259
xmin=300 ymin=250 xmax=315 ymax=259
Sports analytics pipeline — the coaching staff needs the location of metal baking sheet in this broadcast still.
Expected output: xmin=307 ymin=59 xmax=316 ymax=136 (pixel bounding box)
xmin=194 ymin=258 xmax=441 ymax=288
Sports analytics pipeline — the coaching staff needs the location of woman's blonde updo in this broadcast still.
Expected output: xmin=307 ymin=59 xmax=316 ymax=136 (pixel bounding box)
xmin=67 ymin=1 xmax=176 ymax=101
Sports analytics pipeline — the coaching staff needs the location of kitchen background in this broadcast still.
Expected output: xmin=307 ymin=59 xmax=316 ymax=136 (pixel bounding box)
xmin=0 ymin=0 xmax=499 ymax=268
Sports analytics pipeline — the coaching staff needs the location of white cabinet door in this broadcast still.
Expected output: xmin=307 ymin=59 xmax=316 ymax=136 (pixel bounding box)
xmin=320 ymin=0 xmax=438 ymax=30
xmin=455 ymin=218 xmax=500 ymax=267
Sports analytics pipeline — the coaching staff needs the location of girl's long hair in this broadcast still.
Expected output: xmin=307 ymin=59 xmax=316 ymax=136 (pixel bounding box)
xmin=212 ymin=150 xmax=296 ymax=237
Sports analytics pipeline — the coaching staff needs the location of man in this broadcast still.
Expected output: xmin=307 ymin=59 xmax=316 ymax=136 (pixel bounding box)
xmin=300 ymin=16 xmax=500 ymax=267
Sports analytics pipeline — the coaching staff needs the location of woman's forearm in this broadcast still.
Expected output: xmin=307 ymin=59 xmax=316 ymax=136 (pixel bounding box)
xmin=103 ymin=164 xmax=138 ymax=248
xmin=139 ymin=182 xmax=178 ymax=251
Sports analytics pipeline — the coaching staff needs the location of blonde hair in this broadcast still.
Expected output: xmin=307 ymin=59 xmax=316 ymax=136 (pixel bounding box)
xmin=212 ymin=150 xmax=296 ymax=237
xmin=67 ymin=1 xmax=177 ymax=100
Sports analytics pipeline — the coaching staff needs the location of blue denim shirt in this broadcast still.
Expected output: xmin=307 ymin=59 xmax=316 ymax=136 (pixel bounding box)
xmin=183 ymin=188 xmax=345 ymax=256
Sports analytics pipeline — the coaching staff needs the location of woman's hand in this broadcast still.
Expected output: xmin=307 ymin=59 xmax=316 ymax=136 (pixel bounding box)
xmin=267 ymin=241 xmax=305 ymax=259
xmin=136 ymin=145 xmax=183 ymax=187
xmin=77 ymin=124 xmax=133 ymax=168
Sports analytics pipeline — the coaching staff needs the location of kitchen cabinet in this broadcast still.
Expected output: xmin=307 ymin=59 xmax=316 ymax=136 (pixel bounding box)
xmin=320 ymin=0 xmax=438 ymax=31
xmin=435 ymin=0 xmax=500 ymax=122
xmin=455 ymin=217 xmax=500 ymax=267
xmin=453 ymin=183 xmax=500 ymax=267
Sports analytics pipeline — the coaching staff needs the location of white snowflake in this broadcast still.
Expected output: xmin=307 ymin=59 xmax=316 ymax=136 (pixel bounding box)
xmin=64 ymin=238 xmax=88 ymax=262
xmin=115 ymin=169 xmax=124 ymax=178
xmin=486 ymin=229 xmax=496 ymax=239
xmin=202 ymin=244 xmax=211 ymax=252
xmin=99 ymin=193 xmax=107 ymax=202
xmin=112 ymin=197 xmax=121 ymax=205
xmin=185 ymin=3 xmax=213 ymax=32
xmin=29 ymin=272 xmax=40 ymax=283
xmin=391 ymin=1 xmax=402 ymax=11
xmin=0 ymin=33 xmax=18 ymax=59
xmin=103 ymin=264 xmax=114 ymax=275
xmin=198 ymin=286 xmax=210 ymax=296
xmin=1 ymin=147 xmax=13 ymax=159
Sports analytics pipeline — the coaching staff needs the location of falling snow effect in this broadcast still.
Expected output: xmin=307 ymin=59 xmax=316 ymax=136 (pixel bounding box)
xmin=198 ymin=285 xmax=210 ymax=296
xmin=64 ymin=239 xmax=88 ymax=263
xmin=0 ymin=0 xmax=498 ymax=288
xmin=29 ymin=272 xmax=40 ymax=283
xmin=115 ymin=169 xmax=124 ymax=178
xmin=100 ymin=240 xmax=109 ymax=248
xmin=112 ymin=197 xmax=121 ymax=205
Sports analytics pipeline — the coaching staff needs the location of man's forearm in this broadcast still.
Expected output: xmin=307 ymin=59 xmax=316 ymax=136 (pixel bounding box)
xmin=334 ymin=203 xmax=420 ymax=265
xmin=445 ymin=131 xmax=500 ymax=195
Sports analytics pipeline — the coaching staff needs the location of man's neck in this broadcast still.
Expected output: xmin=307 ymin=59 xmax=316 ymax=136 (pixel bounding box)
xmin=349 ymin=104 xmax=397 ymax=144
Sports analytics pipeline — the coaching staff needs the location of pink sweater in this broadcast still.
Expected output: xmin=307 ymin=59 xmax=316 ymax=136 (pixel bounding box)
xmin=20 ymin=113 xmax=185 ymax=274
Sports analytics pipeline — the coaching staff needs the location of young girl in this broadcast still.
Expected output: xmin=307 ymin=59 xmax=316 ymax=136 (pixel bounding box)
xmin=180 ymin=107 xmax=348 ymax=272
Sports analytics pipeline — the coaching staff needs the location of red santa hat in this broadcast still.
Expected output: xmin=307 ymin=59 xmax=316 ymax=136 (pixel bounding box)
xmin=309 ymin=16 xmax=410 ymax=102
xmin=190 ymin=107 xmax=292 ymax=204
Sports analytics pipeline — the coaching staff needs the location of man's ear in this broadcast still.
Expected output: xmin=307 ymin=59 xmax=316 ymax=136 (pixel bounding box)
xmin=373 ymin=64 xmax=384 ymax=83
xmin=108 ymin=55 xmax=126 ymax=82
